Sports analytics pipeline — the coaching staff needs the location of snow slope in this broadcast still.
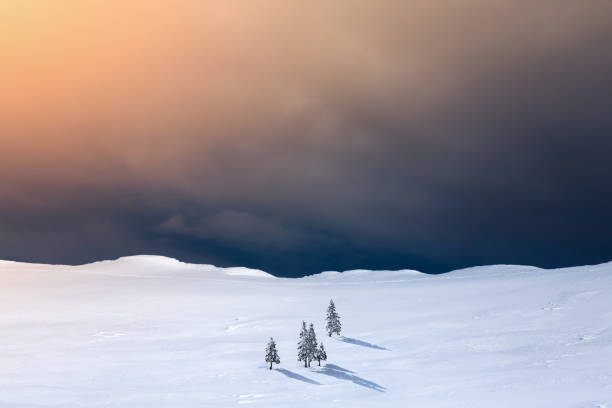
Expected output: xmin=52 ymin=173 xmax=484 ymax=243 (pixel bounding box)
xmin=0 ymin=255 xmax=610 ymax=407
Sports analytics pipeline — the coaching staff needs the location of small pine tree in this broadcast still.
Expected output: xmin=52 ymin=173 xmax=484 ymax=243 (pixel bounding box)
xmin=297 ymin=321 xmax=309 ymax=367
xmin=265 ymin=337 xmax=280 ymax=370
xmin=326 ymin=299 xmax=342 ymax=337
xmin=315 ymin=343 xmax=327 ymax=366
xmin=306 ymin=323 xmax=318 ymax=367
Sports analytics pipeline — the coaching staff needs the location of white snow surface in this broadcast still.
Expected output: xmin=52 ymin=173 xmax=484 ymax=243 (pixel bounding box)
xmin=0 ymin=255 xmax=610 ymax=407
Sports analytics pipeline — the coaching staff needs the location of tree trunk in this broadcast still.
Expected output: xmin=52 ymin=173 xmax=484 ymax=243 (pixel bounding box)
xmin=269 ymin=361 xmax=272 ymax=370
xmin=318 ymin=359 xmax=321 ymax=366
xmin=304 ymin=360 xmax=307 ymax=367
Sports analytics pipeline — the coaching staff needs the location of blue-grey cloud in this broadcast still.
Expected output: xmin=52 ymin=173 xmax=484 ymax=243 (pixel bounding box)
xmin=1 ymin=1 xmax=611 ymax=276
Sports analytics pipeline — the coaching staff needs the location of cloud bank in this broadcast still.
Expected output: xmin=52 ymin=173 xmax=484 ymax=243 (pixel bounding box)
xmin=1 ymin=1 xmax=611 ymax=275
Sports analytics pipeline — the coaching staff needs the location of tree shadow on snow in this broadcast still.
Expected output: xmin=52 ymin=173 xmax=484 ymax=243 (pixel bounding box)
xmin=339 ymin=336 xmax=390 ymax=351
xmin=276 ymin=368 xmax=321 ymax=385
xmin=316 ymin=364 xmax=386 ymax=392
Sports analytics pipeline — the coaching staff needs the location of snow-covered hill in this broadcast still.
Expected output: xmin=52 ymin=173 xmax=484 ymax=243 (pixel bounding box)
xmin=0 ymin=256 xmax=610 ymax=407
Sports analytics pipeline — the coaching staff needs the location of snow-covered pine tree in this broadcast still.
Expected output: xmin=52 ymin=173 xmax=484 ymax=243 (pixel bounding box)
xmin=265 ymin=337 xmax=280 ymax=370
xmin=315 ymin=343 xmax=327 ymax=366
xmin=306 ymin=323 xmax=318 ymax=367
xmin=297 ymin=321 xmax=309 ymax=367
xmin=326 ymin=299 xmax=342 ymax=337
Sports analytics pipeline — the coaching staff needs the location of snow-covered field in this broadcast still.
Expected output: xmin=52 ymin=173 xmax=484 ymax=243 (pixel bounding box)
xmin=0 ymin=255 xmax=610 ymax=407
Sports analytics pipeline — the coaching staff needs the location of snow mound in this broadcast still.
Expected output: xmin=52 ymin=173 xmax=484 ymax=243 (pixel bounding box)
xmin=83 ymin=255 xmax=275 ymax=279
xmin=0 ymin=255 xmax=275 ymax=279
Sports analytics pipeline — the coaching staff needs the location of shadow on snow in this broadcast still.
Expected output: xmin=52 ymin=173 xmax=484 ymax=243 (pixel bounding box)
xmin=275 ymin=368 xmax=321 ymax=385
xmin=339 ymin=336 xmax=390 ymax=351
xmin=315 ymin=364 xmax=386 ymax=392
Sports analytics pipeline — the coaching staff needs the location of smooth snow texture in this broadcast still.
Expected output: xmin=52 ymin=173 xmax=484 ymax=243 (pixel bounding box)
xmin=0 ymin=255 xmax=611 ymax=407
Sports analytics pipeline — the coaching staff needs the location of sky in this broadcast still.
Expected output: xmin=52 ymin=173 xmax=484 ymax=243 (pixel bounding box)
xmin=1 ymin=0 xmax=612 ymax=277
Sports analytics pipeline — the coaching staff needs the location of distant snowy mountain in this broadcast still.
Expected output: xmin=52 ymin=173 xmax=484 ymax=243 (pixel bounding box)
xmin=0 ymin=256 xmax=610 ymax=407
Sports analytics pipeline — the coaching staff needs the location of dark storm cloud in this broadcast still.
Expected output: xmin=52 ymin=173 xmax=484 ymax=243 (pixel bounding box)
xmin=159 ymin=211 xmax=330 ymax=250
xmin=1 ymin=1 xmax=612 ymax=276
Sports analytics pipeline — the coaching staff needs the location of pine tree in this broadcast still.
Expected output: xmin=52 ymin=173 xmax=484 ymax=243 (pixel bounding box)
xmin=306 ymin=323 xmax=318 ymax=367
xmin=315 ymin=343 xmax=327 ymax=366
xmin=297 ymin=321 xmax=309 ymax=367
xmin=326 ymin=299 xmax=342 ymax=337
xmin=265 ymin=337 xmax=280 ymax=370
